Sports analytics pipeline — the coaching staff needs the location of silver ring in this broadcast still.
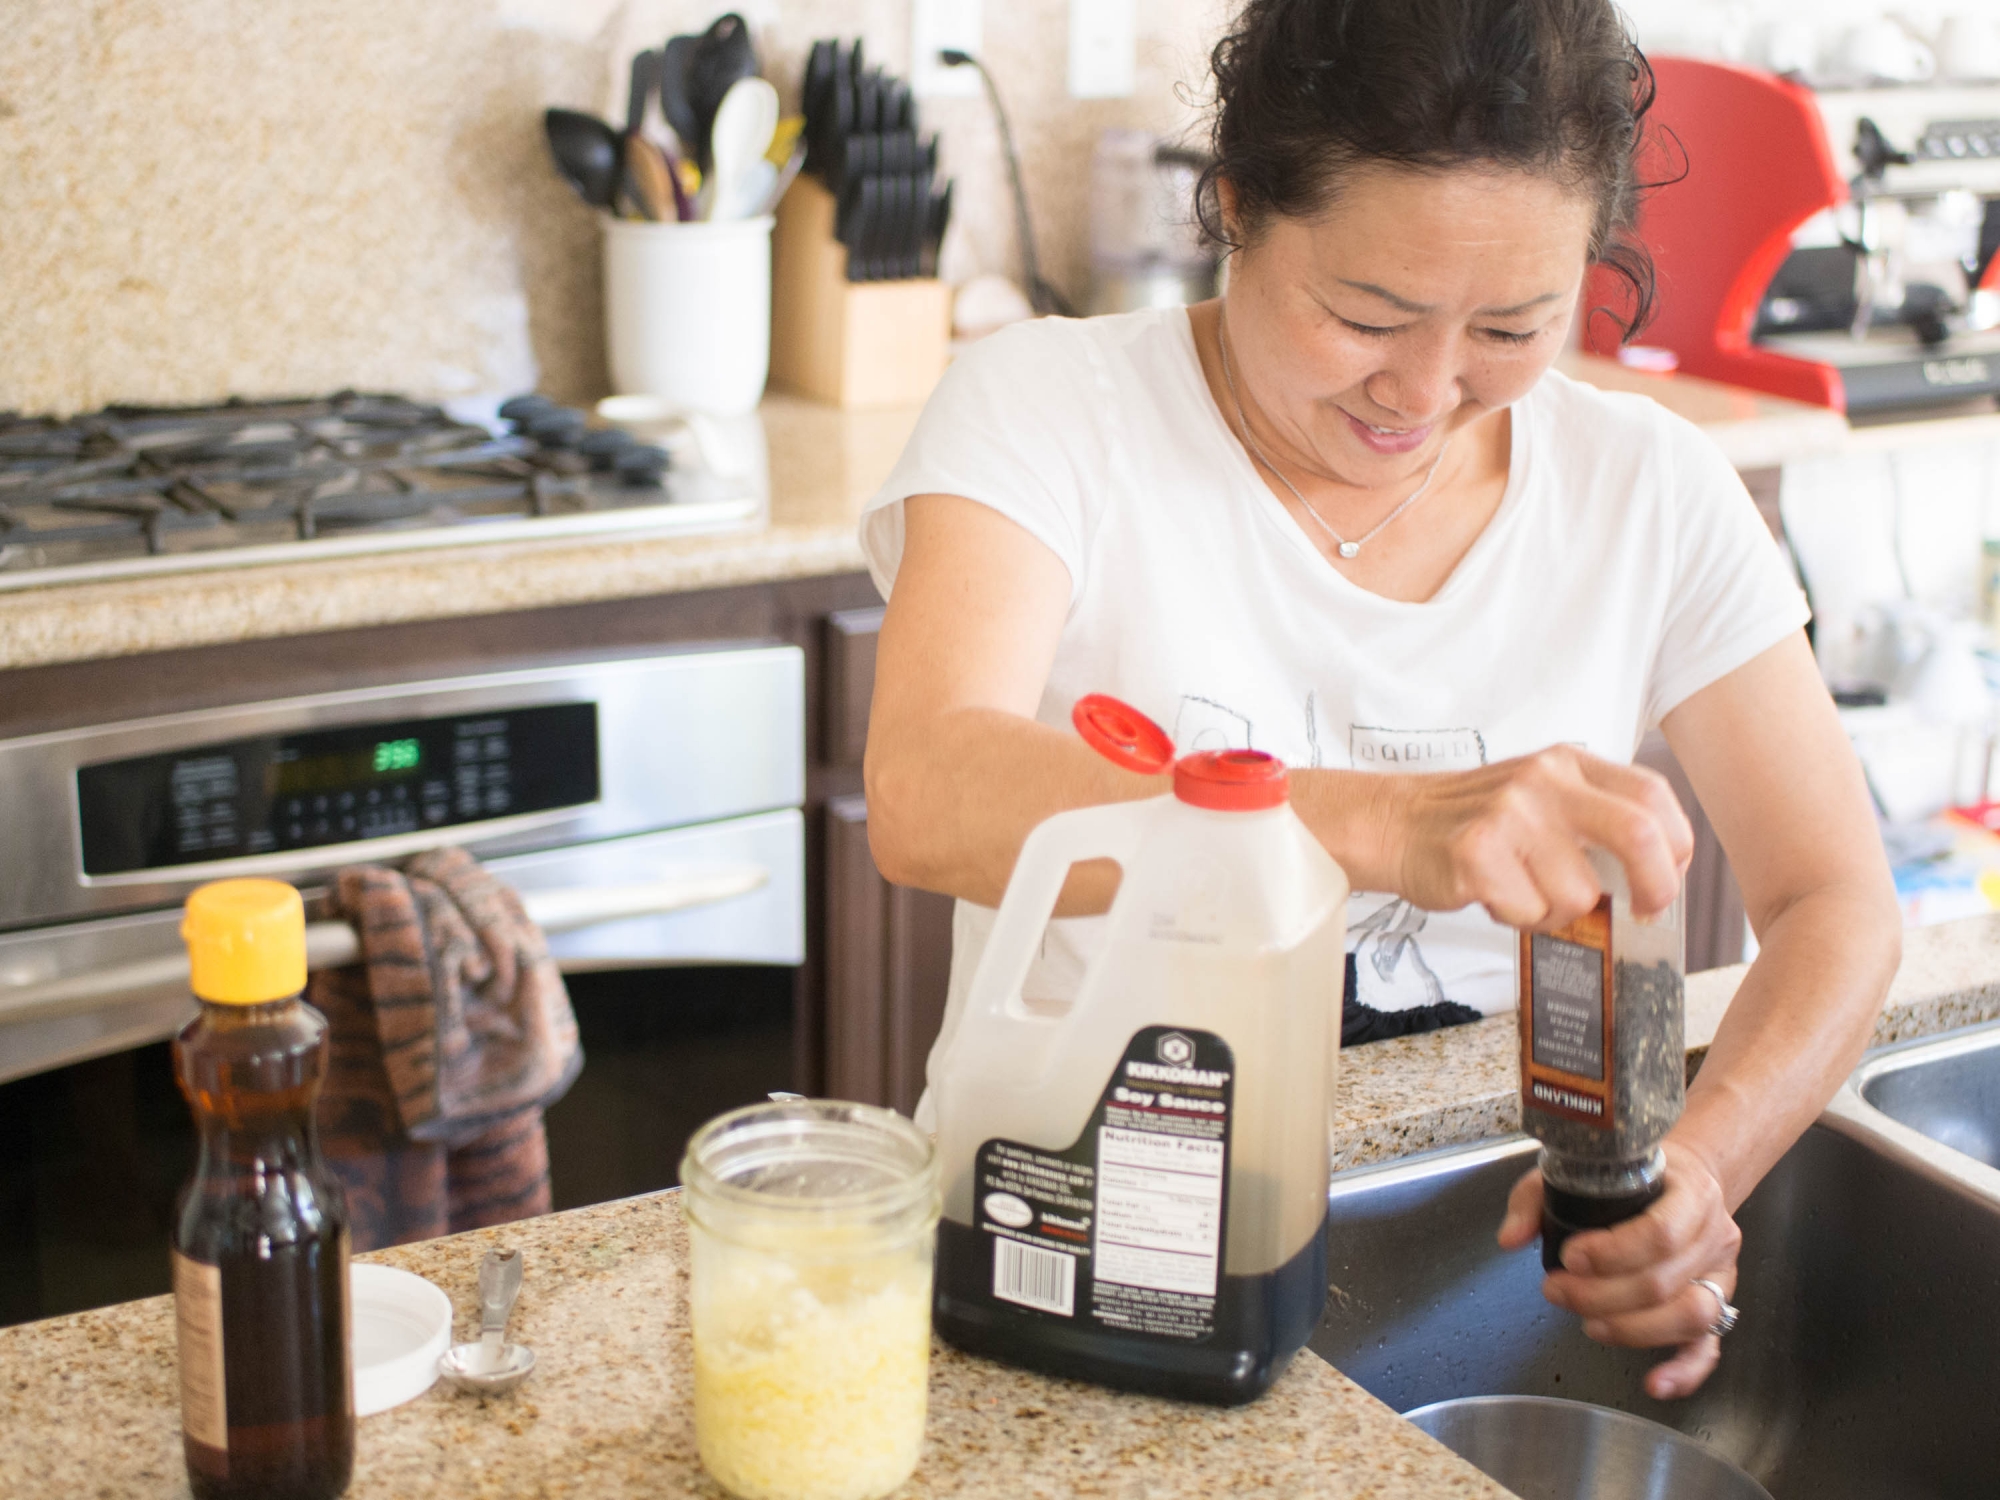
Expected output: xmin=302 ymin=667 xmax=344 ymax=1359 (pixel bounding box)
xmin=1691 ymin=1277 xmax=1739 ymax=1338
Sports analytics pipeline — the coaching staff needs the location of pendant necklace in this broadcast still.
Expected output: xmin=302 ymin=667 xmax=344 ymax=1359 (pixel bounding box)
xmin=1219 ymin=310 xmax=1450 ymax=560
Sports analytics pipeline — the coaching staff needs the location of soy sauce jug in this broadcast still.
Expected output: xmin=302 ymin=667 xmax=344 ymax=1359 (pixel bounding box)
xmin=929 ymin=695 xmax=1348 ymax=1405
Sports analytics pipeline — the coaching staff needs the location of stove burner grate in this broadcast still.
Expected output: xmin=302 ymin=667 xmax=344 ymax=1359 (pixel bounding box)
xmin=0 ymin=391 xmax=718 ymax=581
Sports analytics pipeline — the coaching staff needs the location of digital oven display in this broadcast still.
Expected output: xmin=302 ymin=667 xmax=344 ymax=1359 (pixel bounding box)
xmin=75 ymin=702 xmax=599 ymax=876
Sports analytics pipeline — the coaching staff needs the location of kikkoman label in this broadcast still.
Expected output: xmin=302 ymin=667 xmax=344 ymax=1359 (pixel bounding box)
xmin=969 ymin=1026 xmax=1235 ymax=1341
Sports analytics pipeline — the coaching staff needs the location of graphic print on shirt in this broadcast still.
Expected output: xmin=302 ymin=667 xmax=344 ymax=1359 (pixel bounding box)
xmin=1350 ymin=897 xmax=1448 ymax=1006
xmin=1346 ymin=725 xmax=1489 ymax=1013
xmin=1348 ymin=726 xmax=1487 ymax=773
xmin=1174 ymin=696 xmax=1252 ymax=752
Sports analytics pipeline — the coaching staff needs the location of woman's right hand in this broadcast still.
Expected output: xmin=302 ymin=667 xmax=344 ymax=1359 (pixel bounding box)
xmin=1333 ymin=745 xmax=1693 ymax=928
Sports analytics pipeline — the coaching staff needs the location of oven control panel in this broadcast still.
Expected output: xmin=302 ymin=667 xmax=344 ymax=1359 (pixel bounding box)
xmin=76 ymin=702 xmax=599 ymax=876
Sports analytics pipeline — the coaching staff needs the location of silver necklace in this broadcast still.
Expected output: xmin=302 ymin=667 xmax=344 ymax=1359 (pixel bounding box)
xmin=1219 ymin=312 xmax=1450 ymax=560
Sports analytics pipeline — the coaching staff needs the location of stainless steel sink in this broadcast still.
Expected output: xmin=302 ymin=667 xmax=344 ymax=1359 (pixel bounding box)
xmin=1311 ymin=1115 xmax=2000 ymax=1499
xmin=1842 ymin=1022 xmax=2000 ymax=1187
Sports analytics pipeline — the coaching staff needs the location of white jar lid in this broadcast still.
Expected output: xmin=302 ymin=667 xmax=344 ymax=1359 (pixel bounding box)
xmin=350 ymin=1262 xmax=452 ymax=1416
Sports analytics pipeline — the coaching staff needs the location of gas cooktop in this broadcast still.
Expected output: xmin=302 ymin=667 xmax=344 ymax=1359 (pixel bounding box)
xmin=0 ymin=392 xmax=759 ymax=591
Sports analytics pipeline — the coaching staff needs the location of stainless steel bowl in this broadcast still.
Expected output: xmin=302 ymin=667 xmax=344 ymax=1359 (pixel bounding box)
xmin=1404 ymin=1395 xmax=1773 ymax=1500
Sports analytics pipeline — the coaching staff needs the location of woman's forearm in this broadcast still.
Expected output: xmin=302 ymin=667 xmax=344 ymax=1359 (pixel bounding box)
xmin=1291 ymin=767 xmax=1408 ymax=892
xmin=864 ymin=706 xmax=1166 ymax=911
xmin=869 ymin=715 xmax=1424 ymax=911
xmin=1670 ymin=879 xmax=1900 ymax=1210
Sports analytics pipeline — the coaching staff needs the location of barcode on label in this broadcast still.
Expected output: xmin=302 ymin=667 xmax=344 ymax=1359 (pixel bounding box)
xmin=993 ymin=1237 xmax=1075 ymax=1316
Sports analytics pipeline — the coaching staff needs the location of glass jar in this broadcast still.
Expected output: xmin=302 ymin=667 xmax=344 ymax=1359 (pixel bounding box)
xmin=681 ymin=1100 xmax=940 ymax=1500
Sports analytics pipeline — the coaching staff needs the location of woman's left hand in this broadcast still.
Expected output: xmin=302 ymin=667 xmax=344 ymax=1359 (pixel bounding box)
xmin=1496 ymin=1140 xmax=1742 ymax=1400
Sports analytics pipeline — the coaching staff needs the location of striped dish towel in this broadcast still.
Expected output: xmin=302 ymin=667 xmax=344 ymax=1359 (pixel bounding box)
xmin=311 ymin=847 xmax=583 ymax=1251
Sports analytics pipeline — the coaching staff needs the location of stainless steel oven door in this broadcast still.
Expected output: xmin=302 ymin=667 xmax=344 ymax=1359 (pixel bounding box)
xmin=0 ymin=646 xmax=803 ymax=927
xmin=0 ymin=808 xmax=803 ymax=1086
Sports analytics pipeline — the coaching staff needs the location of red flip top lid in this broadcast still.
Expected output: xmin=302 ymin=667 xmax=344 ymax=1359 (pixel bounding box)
xmin=1072 ymin=694 xmax=1289 ymax=811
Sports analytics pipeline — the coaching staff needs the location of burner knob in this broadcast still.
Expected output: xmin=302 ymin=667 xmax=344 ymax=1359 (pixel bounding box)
xmin=526 ymin=408 xmax=589 ymax=448
xmin=498 ymin=393 xmax=556 ymax=425
xmin=578 ymin=427 xmax=639 ymax=470
xmin=615 ymin=445 xmax=671 ymax=487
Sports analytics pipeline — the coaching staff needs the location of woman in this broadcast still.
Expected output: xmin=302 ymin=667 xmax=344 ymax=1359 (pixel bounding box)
xmin=861 ymin=0 xmax=1899 ymax=1400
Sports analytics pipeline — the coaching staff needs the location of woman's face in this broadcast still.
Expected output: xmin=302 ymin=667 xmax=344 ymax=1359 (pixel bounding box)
xmin=1224 ymin=164 xmax=1596 ymax=486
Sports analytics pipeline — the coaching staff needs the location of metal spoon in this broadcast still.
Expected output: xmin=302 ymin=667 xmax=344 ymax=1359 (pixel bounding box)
xmin=438 ymin=1247 xmax=536 ymax=1395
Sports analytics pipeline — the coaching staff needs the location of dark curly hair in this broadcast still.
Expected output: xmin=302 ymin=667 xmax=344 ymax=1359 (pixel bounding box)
xmin=1198 ymin=0 xmax=1664 ymax=341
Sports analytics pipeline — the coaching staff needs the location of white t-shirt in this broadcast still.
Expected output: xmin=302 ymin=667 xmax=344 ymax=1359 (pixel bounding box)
xmin=859 ymin=306 xmax=1807 ymax=1021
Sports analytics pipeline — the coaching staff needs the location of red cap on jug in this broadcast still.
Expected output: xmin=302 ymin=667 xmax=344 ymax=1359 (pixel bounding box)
xmin=1073 ymin=693 xmax=1175 ymax=775
xmin=1072 ymin=694 xmax=1289 ymax=810
xmin=1174 ymin=750 xmax=1289 ymax=811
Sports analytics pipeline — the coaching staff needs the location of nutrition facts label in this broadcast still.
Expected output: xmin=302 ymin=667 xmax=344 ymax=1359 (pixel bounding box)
xmin=1095 ymin=1126 xmax=1224 ymax=1296
xmin=970 ymin=1026 xmax=1236 ymax=1343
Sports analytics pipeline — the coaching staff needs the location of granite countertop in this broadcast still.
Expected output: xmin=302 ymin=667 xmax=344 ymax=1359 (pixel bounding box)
xmin=0 ymin=1190 xmax=1507 ymax=1500
xmin=7 ymin=914 xmax=1999 ymax=1498
xmin=0 ymin=358 xmax=1846 ymax=674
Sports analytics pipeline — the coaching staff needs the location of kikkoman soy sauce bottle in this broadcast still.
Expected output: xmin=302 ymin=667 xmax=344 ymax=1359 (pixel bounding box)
xmin=929 ymin=695 xmax=1348 ymax=1405
xmin=172 ymin=878 xmax=354 ymax=1499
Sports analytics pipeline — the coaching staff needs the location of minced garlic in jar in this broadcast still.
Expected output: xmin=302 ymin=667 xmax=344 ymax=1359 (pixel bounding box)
xmin=691 ymin=1238 xmax=931 ymax=1500
xmin=682 ymin=1101 xmax=941 ymax=1500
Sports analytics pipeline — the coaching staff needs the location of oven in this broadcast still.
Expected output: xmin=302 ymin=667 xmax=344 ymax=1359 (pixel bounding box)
xmin=0 ymin=641 xmax=805 ymax=1325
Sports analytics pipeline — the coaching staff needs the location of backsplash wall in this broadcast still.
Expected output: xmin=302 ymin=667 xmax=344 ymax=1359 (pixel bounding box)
xmin=1 ymin=0 xmax=1226 ymax=416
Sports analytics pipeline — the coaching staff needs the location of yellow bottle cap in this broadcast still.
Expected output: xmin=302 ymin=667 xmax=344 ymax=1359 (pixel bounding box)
xmin=181 ymin=879 xmax=307 ymax=1005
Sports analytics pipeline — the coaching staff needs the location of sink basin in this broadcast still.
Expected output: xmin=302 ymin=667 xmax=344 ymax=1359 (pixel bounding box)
xmin=1311 ymin=1118 xmax=2000 ymax=1498
xmin=1845 ymin=1021 xmax=2000 ymax=1183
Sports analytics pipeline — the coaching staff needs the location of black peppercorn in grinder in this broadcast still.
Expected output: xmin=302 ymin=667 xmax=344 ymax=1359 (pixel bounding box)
xmin=1518 ymin=850 xmax=1685 ymax=1272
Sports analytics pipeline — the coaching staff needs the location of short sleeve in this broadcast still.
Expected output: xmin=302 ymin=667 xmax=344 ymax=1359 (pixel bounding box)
xmin=1645 ymin=424 xmax=1812 ymax=726
xmin=857 ymin=319 xmax=1107 ymax=604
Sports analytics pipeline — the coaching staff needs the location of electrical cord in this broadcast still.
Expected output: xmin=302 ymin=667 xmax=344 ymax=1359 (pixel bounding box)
xmin=939 ymin=48 xmax=1076 ymax=317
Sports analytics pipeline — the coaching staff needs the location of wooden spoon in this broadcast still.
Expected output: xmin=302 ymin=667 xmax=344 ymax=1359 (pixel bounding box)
xmin=623 ymin=136 xmax=678 ymax=222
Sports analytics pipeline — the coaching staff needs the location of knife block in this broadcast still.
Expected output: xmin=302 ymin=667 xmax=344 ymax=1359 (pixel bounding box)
xmin=770 ymin=176 xmax=952 ymax=409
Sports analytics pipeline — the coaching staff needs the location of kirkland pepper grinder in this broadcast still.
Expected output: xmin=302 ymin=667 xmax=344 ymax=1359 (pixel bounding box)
xmin=1519 ymin=850 xmax=1686 ymax=1270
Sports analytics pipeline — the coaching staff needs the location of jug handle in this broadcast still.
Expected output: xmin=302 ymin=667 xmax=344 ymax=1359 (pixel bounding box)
xmin=963 ymin=797 xmax=1160 ymax=1026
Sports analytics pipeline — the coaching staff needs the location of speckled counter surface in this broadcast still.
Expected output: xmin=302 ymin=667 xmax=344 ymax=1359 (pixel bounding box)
xmin=0 ymin=1191 xmax=1508 ymax=1500
xmin=0 ymin=359 xmax=1845 ymax=673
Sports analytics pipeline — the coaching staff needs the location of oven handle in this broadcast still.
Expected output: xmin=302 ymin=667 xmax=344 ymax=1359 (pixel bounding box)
xmin=0 ymin=864 xmax=769 ymax=1029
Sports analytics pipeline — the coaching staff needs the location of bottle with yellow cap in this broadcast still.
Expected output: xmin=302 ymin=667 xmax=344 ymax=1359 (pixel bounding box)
xmin=171 ymin=878 xmax=353 ymax=1500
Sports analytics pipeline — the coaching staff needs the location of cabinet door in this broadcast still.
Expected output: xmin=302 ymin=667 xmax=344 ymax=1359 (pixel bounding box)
xmin=824 ymin=606 xmax=885 ymax=769
xmin=820 ymin=606 xmax=953 ymax=1113
xmin=824 ymin=796 xmax=954 ymax=1114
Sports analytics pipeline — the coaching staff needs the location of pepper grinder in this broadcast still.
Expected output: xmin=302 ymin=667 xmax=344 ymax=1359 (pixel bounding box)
xmin=1518 ymin=850 xmax=1686 ymax=1270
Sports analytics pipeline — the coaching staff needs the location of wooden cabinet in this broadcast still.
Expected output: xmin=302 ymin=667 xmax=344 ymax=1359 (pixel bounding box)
xmin=824 ymin=796 xmax=953 ymax=1114
xmin=818 ymin=605 xmax=955 ymax=1114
